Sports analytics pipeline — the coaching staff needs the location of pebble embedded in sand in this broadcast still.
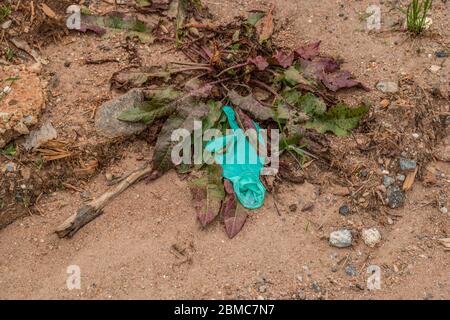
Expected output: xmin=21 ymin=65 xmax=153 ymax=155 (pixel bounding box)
xmin=362 ymin=228 xmax=382 ymax=247
xmin=329 ymin=229 xmax=352 ymax=248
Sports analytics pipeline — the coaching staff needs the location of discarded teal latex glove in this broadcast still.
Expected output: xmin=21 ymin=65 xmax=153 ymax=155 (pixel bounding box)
xmin=205 ymin=106 xmax=266 ymax=209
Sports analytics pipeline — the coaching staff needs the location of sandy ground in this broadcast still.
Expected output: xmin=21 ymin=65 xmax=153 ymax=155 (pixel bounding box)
xmin=0 ymin=156 xmax=449 ymax=300
xmin=0 ymin=0 xmax=449 ymax=299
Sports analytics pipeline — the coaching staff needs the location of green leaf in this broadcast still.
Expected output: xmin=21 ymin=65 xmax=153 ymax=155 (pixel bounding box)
xmin=201 ymin=164 xmax=225 ymax=226
xmin=299 ymin=93 xmax=326 ymax=116
xmin=176 ymin=0 xmax=188 ymax=46
xmin=202 ymin=100 xmax=222 ymax=131
xmin=128 ymin=73 xmax=149 ymax=87
xmin=286 ymin=144 xmax=307 ymax=158
xmin=117 ymin=105 xmax=175 ymax=124
xmin=142 ymin=88 xmax=180 ymax=111
xmin=283 ymin=66 xmax=310 ymax=86
xmin=176 ymin=162 xmax=192 ymax=174
xmin=304 ymin=103 xmax=369 ymax=136
xmin=117 ymin=87 xmax=180 ymax=124
xmin=135 ymin=0 xmax=152 ymax=6
xmin=1 ymin=143 xmax=16 ymax=156
xmin=228 ymin=90 xmax=289 ymax=122
xmin=282 ymin=87 xmax=302 ymax=106
xmin=111 ymin=68 xmax=172 ymax=90
xmin=0 ymin=5 xmax=12 ymax=23
xmin=189 ymin=164 xmax=224 ymax=227
xmin=116 ymin=107 xmax=148 ymax=122
xmin=152 ymin=114 xmax=186 ymax=174
xmin=247 ymin=12 xmax=265 ymax=26
xmin=280 ymin=132 xmax=302 ymax=151
xmin=107 ymin=16 xmax=127 ymax=29
xmin=5 ymin=76 xmax=20 ymax=82
xmin=151 ymin=100 xmax=209 ymax=175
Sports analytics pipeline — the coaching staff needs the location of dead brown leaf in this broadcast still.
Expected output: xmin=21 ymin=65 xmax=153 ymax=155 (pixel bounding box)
xmin=74 ymin=159 xmax=99 ymax=177
xmin=255 ymin=6 xmax=274 ymax=43
xmin=36 ymin=140 xmax=72 ymax=161
xmin=403 ymin=167 xmax=418 ymax=191
xmin=41 ymin=3 xmax=57 ymax=19
xmin=438 ymin=238 xmax=450 ymax=249
xmin=330 ymin=184 xmax=350 ymax=196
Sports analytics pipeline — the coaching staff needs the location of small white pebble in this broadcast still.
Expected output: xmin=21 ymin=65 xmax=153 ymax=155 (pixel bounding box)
xmin=3 ymin=86 xmax=12 ymax=94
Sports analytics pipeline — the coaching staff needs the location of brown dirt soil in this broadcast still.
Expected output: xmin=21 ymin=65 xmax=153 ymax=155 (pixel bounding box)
xmin=0 ymin=0 xmax=449 ymax=300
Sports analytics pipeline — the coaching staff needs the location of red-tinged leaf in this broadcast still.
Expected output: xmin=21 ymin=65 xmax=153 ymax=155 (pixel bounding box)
xmin=294 ymin=40 xmax=321 ymax=60
xmin=272 ymin=50 xmax=295 ymax=68
xmin=298 ymin=57 xmax=366 ymax=92
xmin=196 ymin=165 xmax=225 ymax=227
xmin=80 ymin=24 xmax=107 ymax=35
xmin=149 ymin=99 xmax=209 ymax=180
xmin=235 ymin=108 xmax=257 ymax=132
xmin=190 ymin=165 xmax=225 ymax=227
xmin=224 ymin=202 xmax=248 ymax=239
xmin=190 ymin=83 xmax=213 ymax=98
xmin=235 ymin=108 xmax=267 ymax=158
xmin=248 ymin=56 xmax=269 ymax=71
xmin=228 ymin=90 xmax=279 ymax=121
xmin=300 ymin=57 xmax=340 ymax=78
xmin=321 ymin=71 xmax=365 ymax=92
xmin=222 ymin=180 xmax=248 ymax=239
xmin=224 ymin=178 xmax=234 ymax=194
xmin=317 ymin=57 xmax=340 ymax=73
xmin=71 ymin=16 xmax=106 ymax=35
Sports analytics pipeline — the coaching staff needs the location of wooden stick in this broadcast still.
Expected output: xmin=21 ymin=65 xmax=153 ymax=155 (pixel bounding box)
xmin=55 ymin=165 xmax=152 ymax=238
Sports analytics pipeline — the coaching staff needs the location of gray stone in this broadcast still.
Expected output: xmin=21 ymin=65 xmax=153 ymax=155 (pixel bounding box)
xmin=329 ymin=229 xmax=352 ymax=248
xmin=80 ymin=191 xmax=92 ymax=201
xmin=396 ymin=174 xmax=406 ymax=182
xmin=5 ymin=162 xmax=16 ymax=172
xmin=435 ymin=51 xmax=449 ymax=58
xmin=311 ymin=282 xmax=321 ymax=293
xmin=399 ymin=158 xmax=417 ymax=171
xmin=386 ymin=185 xmax=404 ymax=208
xmin=429 ymin=65 xmax=441 ymax=73
xmin=297 ymin=289 xmax=306 ymax=300
xmin=1 ymin=20 xmax=12 ymax=30
xmin=95 ymin=89 xmax=146 ymax=138
xmin=376 ymin=81 xmax=399 ymax=93
xmin=23 ymin=121 xmax=57 ymax=151
xmin=383 ymin=176 xmax=395 ymax=187
xmin=345 ymin=265 xmax=357 ymax=277
xmin=339 ymin=205 xmax=350 ymax=216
